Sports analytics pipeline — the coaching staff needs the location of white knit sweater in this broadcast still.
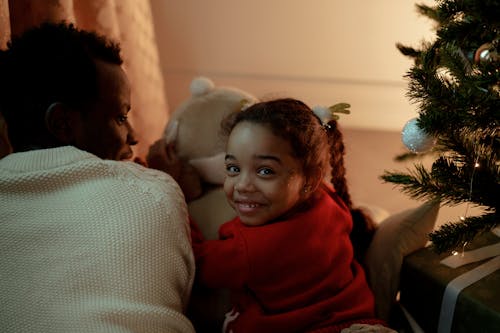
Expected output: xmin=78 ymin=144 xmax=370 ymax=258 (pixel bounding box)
xmin=0 ymin=146 xmax=195 ymax=333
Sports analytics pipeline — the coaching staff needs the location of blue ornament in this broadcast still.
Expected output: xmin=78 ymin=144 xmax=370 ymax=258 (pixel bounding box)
xmin=401 ymin=118 xmax=435 ymax=153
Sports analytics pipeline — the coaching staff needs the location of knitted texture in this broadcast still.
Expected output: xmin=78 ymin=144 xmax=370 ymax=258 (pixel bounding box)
xmin=0 ymin=146 xmax=195 ymax=333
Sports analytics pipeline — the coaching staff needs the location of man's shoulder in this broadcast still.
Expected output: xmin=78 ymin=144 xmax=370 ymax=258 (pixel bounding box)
xmin=101 ymin=160 xmax=185 ymax=203
xmin=115 ymin=160 xmax=174 ymax=182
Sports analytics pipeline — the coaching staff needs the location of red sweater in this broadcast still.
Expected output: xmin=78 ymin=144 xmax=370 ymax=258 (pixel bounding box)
xmin=192 ymin=187 xmax=380 ymax=333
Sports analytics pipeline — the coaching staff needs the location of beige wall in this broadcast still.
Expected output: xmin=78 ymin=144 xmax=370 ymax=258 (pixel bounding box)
xmin=150 ymin=0 xmax=435 ymax=131
xmin=149 ymin=0 xmax=482 ymax=226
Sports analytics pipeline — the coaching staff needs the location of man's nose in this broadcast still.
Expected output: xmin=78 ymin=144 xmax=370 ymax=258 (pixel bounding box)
xmin=126 ymin=121 xmax=138 ymax=146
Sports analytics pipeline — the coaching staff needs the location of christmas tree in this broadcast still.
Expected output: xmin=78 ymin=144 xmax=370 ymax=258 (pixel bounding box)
xmin=381 ymin=0 xmax=499 ymax=253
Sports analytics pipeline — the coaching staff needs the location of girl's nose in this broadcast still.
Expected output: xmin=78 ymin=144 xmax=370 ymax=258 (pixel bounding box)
xmin=234 ymin=173 xmax=254 ymax=192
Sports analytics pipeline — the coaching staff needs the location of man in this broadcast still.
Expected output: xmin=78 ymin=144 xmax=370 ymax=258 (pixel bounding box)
xmin=0 ymin=22 xmax=195 ymax=332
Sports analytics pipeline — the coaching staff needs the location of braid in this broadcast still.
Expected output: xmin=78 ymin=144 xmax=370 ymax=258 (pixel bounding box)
xmin=326 ymin=120 xmax=376 ymax=263
xmin=327 ymin=121 xmax=352 ymax=208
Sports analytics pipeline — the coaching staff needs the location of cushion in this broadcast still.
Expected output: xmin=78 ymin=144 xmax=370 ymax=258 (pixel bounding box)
xmin=364 ymin=200 xmax=440 ymax=321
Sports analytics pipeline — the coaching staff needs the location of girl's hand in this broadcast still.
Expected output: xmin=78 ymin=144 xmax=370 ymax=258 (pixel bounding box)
xmin=341 ymin=324 xmax=397 ymax=333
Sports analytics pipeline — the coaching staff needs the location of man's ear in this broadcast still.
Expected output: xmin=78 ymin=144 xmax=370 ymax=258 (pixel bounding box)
xmin=45 ymin=102 xmax=77 ymax=144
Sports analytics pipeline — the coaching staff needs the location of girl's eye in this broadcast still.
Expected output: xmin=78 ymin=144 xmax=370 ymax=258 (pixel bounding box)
xmin=226 ymin=165 xmax=239 ymax=174
xmin=258 ymin=168 xmax=274 ymax=176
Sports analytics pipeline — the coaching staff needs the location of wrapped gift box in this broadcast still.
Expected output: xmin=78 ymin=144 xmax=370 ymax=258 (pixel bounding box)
xmin=399 ymin=231 xmax=500 ymax=333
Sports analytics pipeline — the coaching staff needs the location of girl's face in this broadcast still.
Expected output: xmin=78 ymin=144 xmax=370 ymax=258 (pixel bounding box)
xmin=224 ymin=121 xmax=306 ymax=226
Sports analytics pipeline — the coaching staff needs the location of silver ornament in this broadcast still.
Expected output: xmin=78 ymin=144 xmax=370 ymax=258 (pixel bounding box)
xmin=474 ymin=43 xmax=499 ymax=64
xmin=401 ymin=118 xmax=435 ymax=153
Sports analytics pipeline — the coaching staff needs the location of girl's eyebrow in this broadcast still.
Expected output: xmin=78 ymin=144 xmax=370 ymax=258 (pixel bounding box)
xmin=225 ymin=154 xmax=283 ymax=164
xmin=256 ymin=154 xmax=282 ymax=164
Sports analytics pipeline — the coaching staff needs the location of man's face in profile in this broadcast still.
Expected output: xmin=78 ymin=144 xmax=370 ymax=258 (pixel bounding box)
xmin=71 ymin=60 xmax=138 ymax=161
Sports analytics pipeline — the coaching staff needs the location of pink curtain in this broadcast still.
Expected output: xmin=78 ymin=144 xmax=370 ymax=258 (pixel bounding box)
xmin=0 ymin=0 xmax=169 ymax=159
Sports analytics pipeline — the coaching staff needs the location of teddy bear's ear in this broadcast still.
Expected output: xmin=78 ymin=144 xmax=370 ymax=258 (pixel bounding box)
xmin=190 ymin=76 xmax=215 ymax=97
xmin=164 ymin=120 xmax=179 ymax=144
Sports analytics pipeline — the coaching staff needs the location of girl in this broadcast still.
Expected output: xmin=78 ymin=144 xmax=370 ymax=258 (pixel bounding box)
xmin=191 ymin=98 xmax=391 ymax=332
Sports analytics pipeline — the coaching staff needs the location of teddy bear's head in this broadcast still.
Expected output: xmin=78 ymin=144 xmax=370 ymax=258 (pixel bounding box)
xmin=164 ymin=76 xmax=258 ymax=239
xmin=166 ymin=77 xmax=256 ymax=160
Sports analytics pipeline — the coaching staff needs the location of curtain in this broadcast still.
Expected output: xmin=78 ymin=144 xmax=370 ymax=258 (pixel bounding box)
xmin=0 ymin=0 xmax=169 ymax=159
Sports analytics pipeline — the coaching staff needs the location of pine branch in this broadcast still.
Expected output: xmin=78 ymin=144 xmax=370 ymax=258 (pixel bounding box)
xmin=396 ymin=43 xmax=421 ymax=60
xmin=431 ymin=155 xmax=499 ymax=208
xmin=415 ymin=4 xmax=439 ymax=23
xmin=429 ymin=212 xmax=499 ymax=253
xmin=382 ymin=149 xmax=499 ymax=209
xmin=380 ymin=164 xmax=442 ymax=203
xmin=436 ymin=0 xmax=500 ymax=25
xmin=394 ymin=150 xmax=429 ymax=162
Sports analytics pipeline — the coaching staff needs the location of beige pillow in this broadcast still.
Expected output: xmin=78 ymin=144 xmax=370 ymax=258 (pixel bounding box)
xmin=364 ymin=200 xmax=440 ymax=320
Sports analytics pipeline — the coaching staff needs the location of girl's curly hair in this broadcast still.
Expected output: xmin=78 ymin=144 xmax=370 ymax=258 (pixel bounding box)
xmin=221 ymin=98 xmax=376 ymax=261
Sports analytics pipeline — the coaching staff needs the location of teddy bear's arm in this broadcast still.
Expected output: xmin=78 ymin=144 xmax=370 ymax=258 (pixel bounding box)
xmin=146 ymin=139 xmax=203 ymax=201
xmin=147 ymin=139 xmax=181 ymax=179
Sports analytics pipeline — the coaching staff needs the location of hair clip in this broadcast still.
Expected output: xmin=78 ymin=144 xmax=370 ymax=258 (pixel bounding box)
xmin=240 ymin=98 xmax=253 ymax=111
xmin=312 ymin=103 xmax=351 ymax=127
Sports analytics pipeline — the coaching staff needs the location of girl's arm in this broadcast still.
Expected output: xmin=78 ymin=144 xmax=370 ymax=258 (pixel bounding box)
xmin=192 ymin=222 xmax=249 ymax=289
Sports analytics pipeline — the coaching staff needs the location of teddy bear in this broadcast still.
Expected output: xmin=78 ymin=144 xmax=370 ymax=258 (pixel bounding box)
xmin=148 ymin=76 xmax=258 ymax=241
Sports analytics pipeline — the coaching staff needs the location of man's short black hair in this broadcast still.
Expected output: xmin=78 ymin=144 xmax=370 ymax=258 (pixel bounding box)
xmin=0 ymin=21 xmax=123 ymax=151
